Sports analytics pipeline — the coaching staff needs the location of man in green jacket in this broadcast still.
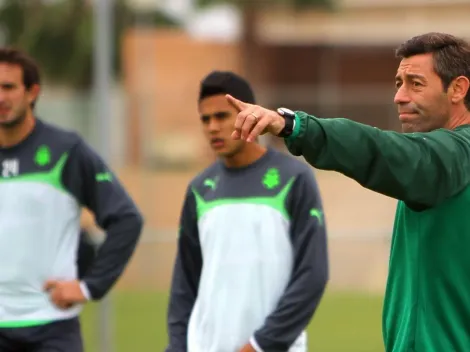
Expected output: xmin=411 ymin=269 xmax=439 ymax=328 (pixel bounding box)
xmin=226 ymin=32 xmax=470 ymax=352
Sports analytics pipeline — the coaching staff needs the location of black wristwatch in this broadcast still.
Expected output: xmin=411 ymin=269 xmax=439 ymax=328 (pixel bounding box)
xmin=276 ymin=107 xmax=296 ymax=138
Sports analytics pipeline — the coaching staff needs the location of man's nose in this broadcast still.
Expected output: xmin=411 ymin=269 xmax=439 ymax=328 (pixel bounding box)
xmin=207 ymin=118 xmax=221 ymax=133
xmin=394 ymin=86 xmax=412 ymax=105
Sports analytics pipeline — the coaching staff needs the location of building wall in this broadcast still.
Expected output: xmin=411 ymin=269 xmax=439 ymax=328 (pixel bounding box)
xmin=121 ymin=28 xmax=244 ymax=167
xmin=256 ymin=2 xmax=470 ymax=45
xmin=251 ymin=44 xmax=399 ymax=131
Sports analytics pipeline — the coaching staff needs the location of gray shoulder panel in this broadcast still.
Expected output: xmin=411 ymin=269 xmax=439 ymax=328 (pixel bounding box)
xmin=0 ymin=119 xmax=82 ymax=178
xmin=189 ymin=149 xmax=312 ymax=202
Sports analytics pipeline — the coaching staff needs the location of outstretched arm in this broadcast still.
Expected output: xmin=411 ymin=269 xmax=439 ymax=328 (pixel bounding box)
xmin=285 ymin=112 xmax=470 ymax=207
xmin=226 ymin=94 xmax=470 ymax=207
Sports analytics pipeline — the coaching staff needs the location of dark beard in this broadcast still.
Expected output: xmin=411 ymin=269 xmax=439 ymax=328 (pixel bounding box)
xmin=0 ymin=111 xmax=27 ymax=129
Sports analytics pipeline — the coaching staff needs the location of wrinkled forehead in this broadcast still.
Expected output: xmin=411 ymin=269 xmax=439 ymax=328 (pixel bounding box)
xmin=396 ymin=53 xmax=435 ymax=78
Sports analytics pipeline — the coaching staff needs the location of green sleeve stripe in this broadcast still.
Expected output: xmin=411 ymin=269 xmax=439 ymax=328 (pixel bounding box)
xmin=285 ymin=113 xmax=302 ymax=142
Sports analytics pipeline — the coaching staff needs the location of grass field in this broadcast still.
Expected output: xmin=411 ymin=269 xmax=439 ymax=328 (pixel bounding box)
xmin=80 ymin=289 xmax=385 ymax=352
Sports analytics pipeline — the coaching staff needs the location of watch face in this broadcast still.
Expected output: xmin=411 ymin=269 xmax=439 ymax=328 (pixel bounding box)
xmin=277 ymin=107 xmax=295 ymax=116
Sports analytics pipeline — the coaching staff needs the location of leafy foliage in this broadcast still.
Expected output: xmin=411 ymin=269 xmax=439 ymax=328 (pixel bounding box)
xmin=0 ymin=0 xmax=179 ymax=90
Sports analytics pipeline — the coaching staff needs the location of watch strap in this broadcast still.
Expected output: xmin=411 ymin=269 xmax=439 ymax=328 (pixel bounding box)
xmin=277 ymin=108 xmax=295 ymax=138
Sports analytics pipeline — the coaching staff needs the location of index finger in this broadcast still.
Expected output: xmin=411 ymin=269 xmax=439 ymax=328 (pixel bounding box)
xmin=226 ymin=94 xmax=250 ymax=112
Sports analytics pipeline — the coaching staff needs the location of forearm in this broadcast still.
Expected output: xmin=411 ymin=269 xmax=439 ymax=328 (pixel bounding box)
xmin=286 ymin=112 xmax=470 ymax=206
xmin=61 ymin=139 xmax=144 ymax=299
xmin=167 ymin=299 xmax=191 ymax=352
xmin=166 ymin=279 xmax=194 ymax=351
xmin=253 ymin=267 xmax=328 ymax=351
xmin=166 ymin=190 xmax=202 ymax=351
xmin=81 ymin=213 xmax=143 ymax=299
xmin=167 ymin=305 xmax=190 ymax=352
xmin=166 ymin=253 xmax=200 ymax=352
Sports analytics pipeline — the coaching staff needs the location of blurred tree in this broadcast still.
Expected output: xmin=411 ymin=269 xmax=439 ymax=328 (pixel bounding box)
xmin=0 ymin=0 xmax=180 ymax=90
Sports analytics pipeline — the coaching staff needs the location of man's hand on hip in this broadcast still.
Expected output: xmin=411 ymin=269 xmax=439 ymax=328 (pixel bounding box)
xmin=44 ymin=279 xmax=87 ymax=310
xmin=226 ymin=94 xmax=285 ymax=142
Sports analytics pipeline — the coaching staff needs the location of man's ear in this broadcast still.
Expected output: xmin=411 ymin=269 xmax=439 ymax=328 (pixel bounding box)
xmin=27 ymin=84 xmax=40 ymax=106
xmin=450 ymin=76 xmax=470 ymax=104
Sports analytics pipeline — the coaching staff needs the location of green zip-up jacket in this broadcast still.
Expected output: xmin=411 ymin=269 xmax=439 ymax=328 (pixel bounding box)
xmin=285 ymin=111 xmax=470 ymax=352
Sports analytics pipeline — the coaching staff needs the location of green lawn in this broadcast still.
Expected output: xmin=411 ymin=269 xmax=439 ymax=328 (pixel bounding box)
xmin=81 ymin=289 xmax=384 ymax=352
